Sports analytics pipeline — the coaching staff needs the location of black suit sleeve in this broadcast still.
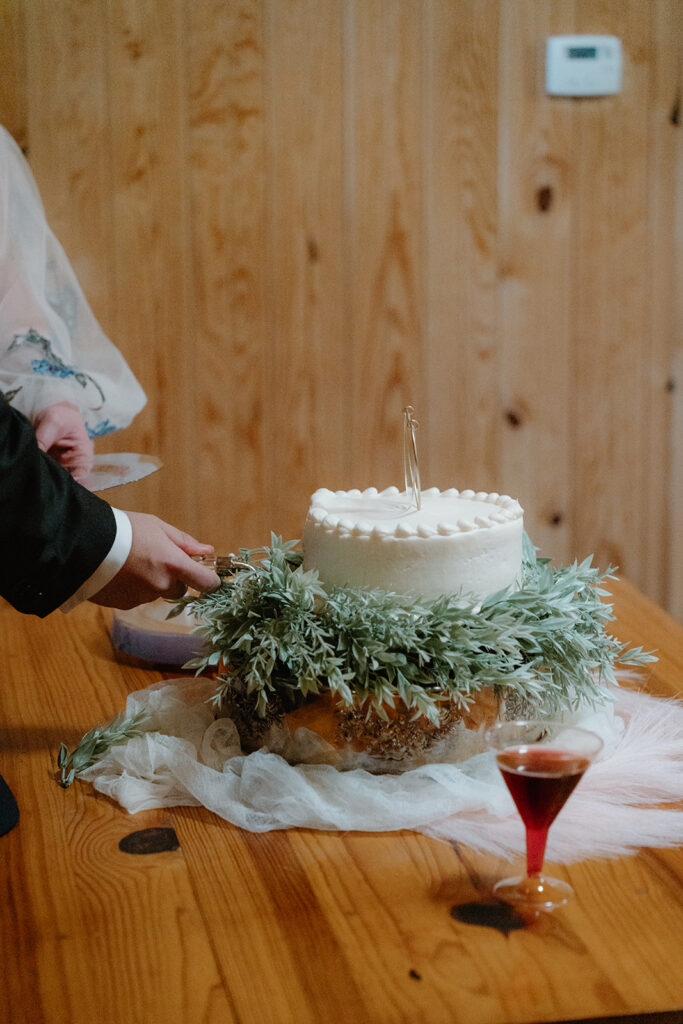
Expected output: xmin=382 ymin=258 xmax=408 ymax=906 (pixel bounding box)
xmin=0 ymin=395 xmax=117 ymax=616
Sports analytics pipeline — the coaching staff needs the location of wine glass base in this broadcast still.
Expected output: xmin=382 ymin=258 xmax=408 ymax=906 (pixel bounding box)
xmin=493 ymin=874 xmax=574 ymax=912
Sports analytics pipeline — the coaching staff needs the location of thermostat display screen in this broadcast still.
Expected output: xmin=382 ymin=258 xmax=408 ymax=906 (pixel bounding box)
xmin=568 ymin=46 xmax=597 ymax=59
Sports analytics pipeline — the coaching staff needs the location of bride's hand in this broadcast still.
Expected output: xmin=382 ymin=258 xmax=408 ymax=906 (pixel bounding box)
xmin=33 ymin=401 xmax=94 ymax=483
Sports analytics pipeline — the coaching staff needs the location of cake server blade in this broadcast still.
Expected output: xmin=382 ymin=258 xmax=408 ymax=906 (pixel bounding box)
xmin=82 ymin=453 xmax=163 ymax=492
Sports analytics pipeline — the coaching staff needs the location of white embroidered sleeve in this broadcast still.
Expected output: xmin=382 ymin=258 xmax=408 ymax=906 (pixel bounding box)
xmin=0 ymin=126 xmax=146 ymax=438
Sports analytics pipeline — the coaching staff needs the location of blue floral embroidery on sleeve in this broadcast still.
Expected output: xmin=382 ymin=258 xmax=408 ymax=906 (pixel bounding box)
xmin=86 ymin=419 xmax=117 ymax=439
xmin=9 ymin=328 xmax=106 ymax=408
xmin=30 ymin=357 xmax=74 ymax=379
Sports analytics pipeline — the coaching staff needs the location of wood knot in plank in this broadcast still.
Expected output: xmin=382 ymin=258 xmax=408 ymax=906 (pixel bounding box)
xmin=408 ymin=969 xmax=422 ymax=980
xmin=119 ymin=827 xmax=180 ymax=855
xmin=536 ymin=185 xmax=554 ymax=212
xmin=307 ymin=237 xmax=320 ymax=262
xmin=671 ymin=96 xmax=680 ymax=126
xmin=549 ymin=511 xmax=564 ymax=527
xmin=125 ymin=37 xmax=143 ymax=61
xmin=505 ymin=409 xmax=523 ymax=428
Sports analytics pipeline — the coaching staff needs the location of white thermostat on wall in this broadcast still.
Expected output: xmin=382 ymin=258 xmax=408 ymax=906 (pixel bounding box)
xmin=546 ymin=35 xmax=622 ymax=96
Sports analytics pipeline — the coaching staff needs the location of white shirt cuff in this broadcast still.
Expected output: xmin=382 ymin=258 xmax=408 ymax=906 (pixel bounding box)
xmin=60 ymin=507 xmax=132 ymax=612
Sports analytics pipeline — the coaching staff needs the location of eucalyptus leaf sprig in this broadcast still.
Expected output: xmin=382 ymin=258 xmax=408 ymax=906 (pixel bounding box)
xmin=57 ymin=709 xmax=150 ymax=788
xmin=178 ymin=534 xmax=656 ymax=725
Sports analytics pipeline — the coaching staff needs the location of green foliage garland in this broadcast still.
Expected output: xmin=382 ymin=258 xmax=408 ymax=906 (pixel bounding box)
xmin=176 ymin=535 xmax=655 ymax=725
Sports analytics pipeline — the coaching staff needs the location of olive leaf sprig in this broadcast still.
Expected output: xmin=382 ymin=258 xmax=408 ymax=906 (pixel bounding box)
xmin=57 ymin=709 xmax=150 ymax=788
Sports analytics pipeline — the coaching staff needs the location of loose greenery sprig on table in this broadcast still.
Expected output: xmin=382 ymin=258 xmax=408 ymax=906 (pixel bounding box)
xmin=57 ymin=710 xmax=149 ymax=788
xmin=174 ymin=534 xmax=656 ymax=725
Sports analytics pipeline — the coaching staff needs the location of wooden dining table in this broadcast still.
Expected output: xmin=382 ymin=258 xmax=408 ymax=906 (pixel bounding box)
xmin=1 ymin=576 xmax=682 ymax=1024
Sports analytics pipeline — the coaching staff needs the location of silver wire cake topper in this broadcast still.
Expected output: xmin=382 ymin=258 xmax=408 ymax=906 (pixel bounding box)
xmin=403 ymin=405 xmax=422 ymax=511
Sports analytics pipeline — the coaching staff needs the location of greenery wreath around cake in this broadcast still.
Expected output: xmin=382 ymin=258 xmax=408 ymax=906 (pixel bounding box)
xmin=169 ymin=533 xmax=654 ymax=755
xmin=58 ymin=533 xmax=656 ymax=786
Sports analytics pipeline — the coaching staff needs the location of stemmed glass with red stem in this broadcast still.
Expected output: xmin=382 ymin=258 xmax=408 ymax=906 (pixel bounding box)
xmin=485 ymin=719 xmax=603 ymax=911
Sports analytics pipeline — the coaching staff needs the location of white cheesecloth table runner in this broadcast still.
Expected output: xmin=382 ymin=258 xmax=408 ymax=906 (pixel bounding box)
xmin=79 ymin=675 xmax=683 ymax=863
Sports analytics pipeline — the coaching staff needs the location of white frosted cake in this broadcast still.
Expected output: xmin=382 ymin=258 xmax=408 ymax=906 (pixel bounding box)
xmin=302 ymin=486 xmax=524 ymax=602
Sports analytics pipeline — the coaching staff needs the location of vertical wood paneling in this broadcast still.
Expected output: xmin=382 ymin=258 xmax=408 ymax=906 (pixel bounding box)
xmin=572 ymin=0 xmax=656 ymax=584
xmin=347 ymin=0 xmax=424 ymax=488
xmin=498 ymin=0 xmax=576 ymax=564
xmin=0 ymin=0 xmax=27 ymax=150
xmin=424 ymin=0 xmax=500 ymax=494
xmin=104 ymin=0 xmax=194 ymax=525
xmin=2 ymin=0 xmax=681 ymax=615
xmin=264 ymin=0 xmax=346 ymax=537
xmin=186 ymin=0 xmax=269 ymax=551
xmin=656 ymin=0 xmax=683 ymax=616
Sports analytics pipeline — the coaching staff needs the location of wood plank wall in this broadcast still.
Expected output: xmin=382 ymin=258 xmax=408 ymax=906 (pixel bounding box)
xmin=1 ymin=0 xmax=681 ymax=615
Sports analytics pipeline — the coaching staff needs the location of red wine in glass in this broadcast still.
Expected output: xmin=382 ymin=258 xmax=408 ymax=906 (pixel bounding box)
xmin=486 ymin=721 xmax=603 ymax=911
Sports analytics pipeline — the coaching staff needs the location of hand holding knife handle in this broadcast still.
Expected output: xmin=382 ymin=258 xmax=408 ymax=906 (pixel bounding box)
xmin=192 ymin=553 xmax=252 ymax=577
